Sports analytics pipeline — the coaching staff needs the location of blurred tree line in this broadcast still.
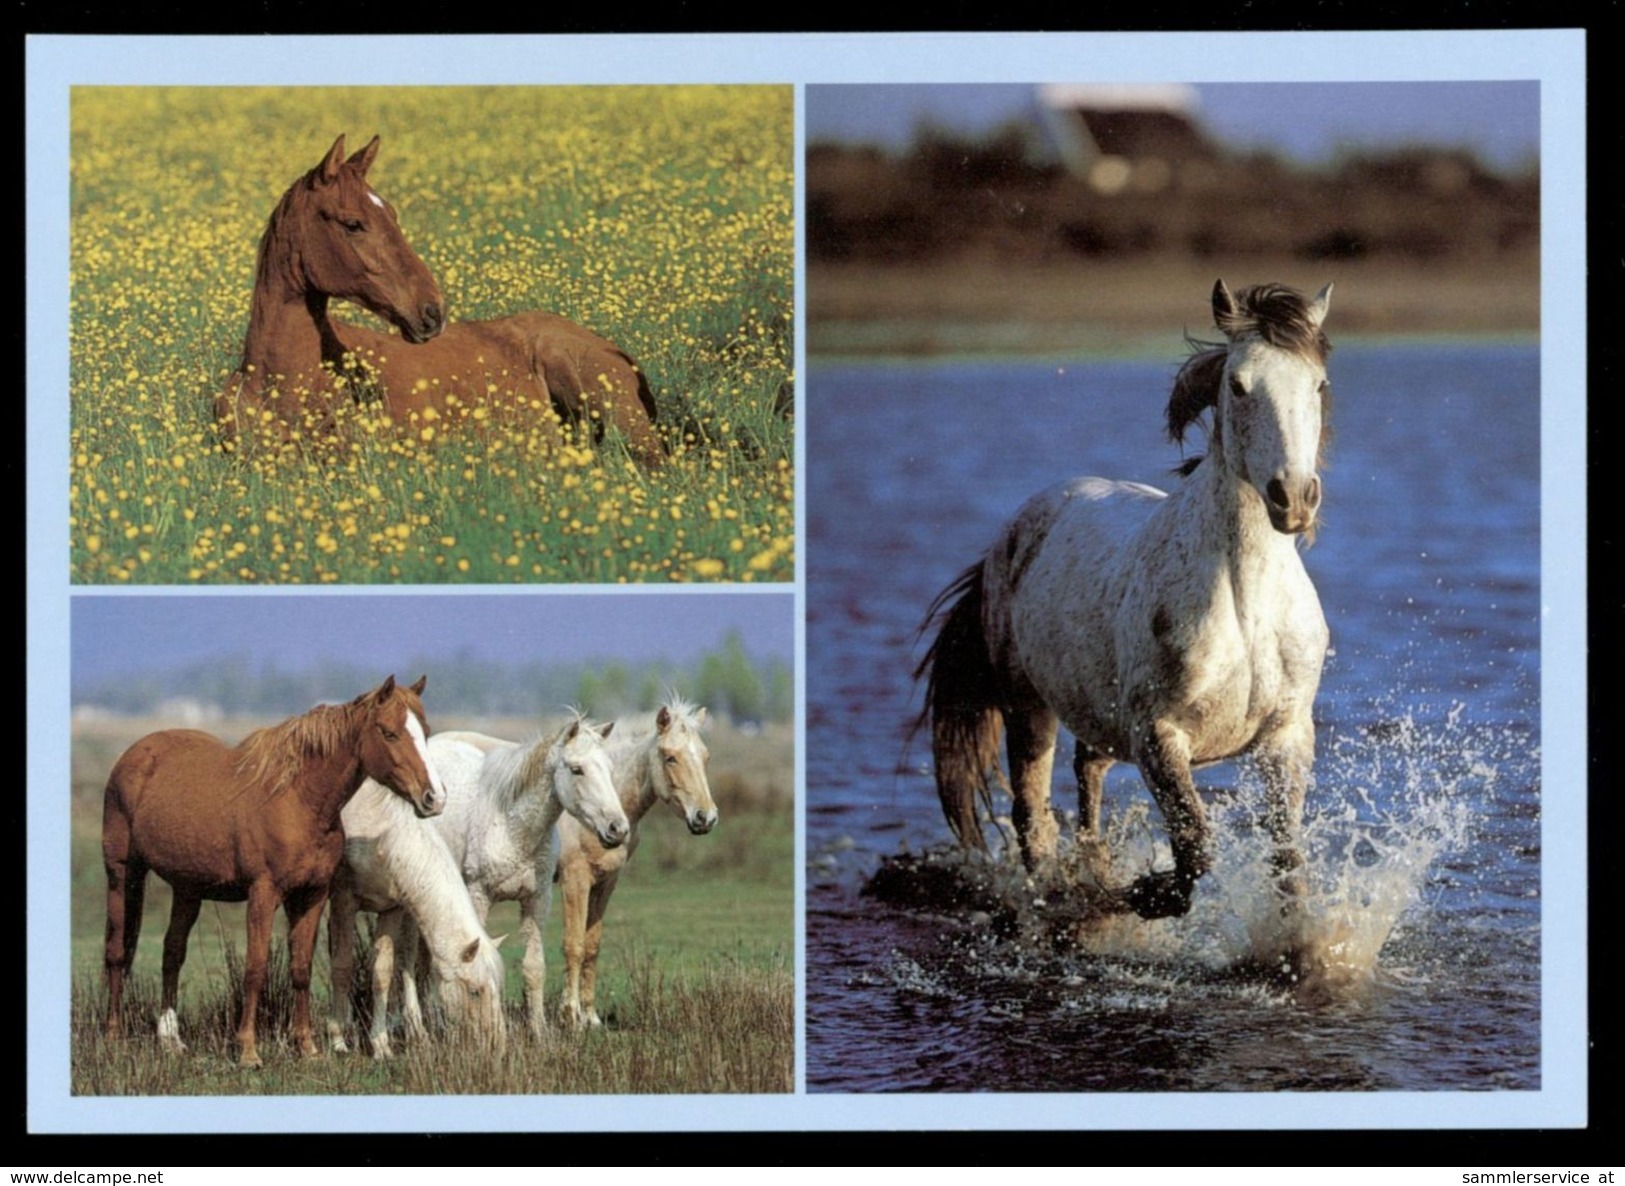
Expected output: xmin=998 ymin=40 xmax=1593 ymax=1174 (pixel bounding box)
xmin=807 ymin=122 xmax=1538 ymax=266
xmin=74 ymin=630 xmax=793 ymax=726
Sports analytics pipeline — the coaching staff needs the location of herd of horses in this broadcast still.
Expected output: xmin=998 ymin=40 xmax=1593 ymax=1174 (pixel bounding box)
xmin=101 ymin=680 xmax=717 ymax=1064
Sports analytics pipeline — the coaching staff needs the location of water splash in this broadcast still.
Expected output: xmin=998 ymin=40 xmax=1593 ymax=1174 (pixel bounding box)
xmin=864 ymin=704 xmax=1517 ymax=1003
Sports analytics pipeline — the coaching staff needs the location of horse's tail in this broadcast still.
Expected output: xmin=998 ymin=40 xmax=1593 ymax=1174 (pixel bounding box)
xmin=914 ymin=559 xmax=1004 ymax=852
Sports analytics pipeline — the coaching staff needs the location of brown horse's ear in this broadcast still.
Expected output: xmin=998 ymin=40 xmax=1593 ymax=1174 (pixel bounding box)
xmin=374 ymin=674 xmax=398 ymax=703
xmin=656 ymin=705 xmax=672 ymax=733
xmin=317 ymin=135 xmax=348 ymax=186
xmin=347 ymin=135 xmax=381 ymax=178
xmin=1212 ymin=278 xmax=1246 ymax=339
xmin=409 ymin=674 xmax=428 ymax=696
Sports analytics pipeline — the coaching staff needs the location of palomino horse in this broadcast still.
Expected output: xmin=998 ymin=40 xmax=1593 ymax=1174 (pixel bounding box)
xmin=404 ymin=716 xmax=631 ymax=1038
xmin=101 ymin=676 xmax=447 ymax=1067
xmin=555 ymin=697 xmax=718 ymax=1027
xmin=213 ymin=135 xmax=664 ymax=467
xmin=919 ymin=281 xmax=1333 ymax=922
xmin=326 ymin=777 xmax=509 ymax=1059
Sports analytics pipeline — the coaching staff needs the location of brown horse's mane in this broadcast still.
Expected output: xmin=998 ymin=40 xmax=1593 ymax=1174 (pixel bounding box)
xmin=252 ymin=175 xmax=313 ymax=297
xmin=1166 ymin=282 xmax=1334 ymax=475
xmin=232 ymin=695 xmax=369 ymax=798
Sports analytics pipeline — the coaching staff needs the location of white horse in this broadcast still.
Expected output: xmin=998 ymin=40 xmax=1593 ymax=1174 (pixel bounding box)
xmin=325 ymin=777 xmax=509 ymax=1059
xmin=919 ymin=280 xmax=1333 ymax=922
xmin=555 ymin=697 xmax=718 ymax=1028
xmin=425 ymin=714 xmax=631 ymax=1037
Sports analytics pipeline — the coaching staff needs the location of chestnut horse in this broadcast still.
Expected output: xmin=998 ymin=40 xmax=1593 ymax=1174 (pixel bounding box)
xmin=212 ymin=135 xmax=663 ymax=467
xmin=101 ymin=675 xmax=448 ymax=1068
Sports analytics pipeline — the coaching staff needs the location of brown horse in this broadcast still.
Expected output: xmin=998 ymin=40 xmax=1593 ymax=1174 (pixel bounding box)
xmin=101 ymin=675 xmax=448 ymax=1068
xmin=212 ymin=134 xmax=664 ymax=467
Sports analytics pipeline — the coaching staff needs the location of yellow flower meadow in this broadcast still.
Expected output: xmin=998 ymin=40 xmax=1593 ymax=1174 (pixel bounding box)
xmin=69 ymin=86 xmax=794 ymax=585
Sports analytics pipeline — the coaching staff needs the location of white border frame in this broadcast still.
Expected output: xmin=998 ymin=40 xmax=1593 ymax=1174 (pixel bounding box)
xmin=26 ymin=30 xmax=1587 ymax=1132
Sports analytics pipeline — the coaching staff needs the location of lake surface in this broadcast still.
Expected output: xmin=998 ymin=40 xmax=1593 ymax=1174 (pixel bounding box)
xmin=805 ymin=343 xmax=1541 ymax=1093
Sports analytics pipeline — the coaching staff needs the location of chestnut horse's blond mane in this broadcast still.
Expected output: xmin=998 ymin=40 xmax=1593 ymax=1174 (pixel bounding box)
xmin=233 ymin=697 xmax=367 ymax=797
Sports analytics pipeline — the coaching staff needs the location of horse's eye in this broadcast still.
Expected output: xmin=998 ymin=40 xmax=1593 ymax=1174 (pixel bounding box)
xmin=664 ymin=754 xmax=677 ymax=765
xmin=341 ymin=218 xmax=365 ymax=233
xmin=569 ymin=765 xmax=585 ymax=776
xmin=380 ymin=727 xmax=398 ymax=742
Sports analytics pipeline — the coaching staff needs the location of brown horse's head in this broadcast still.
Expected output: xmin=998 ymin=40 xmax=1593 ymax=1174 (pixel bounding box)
xmin=356 ymin=674 xmax=447 ymax=817
xmin=288 ymin=135 xmax=445 ymax=344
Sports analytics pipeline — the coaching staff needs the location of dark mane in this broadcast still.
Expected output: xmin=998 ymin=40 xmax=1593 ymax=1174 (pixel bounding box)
xmin=1165 ymin=283 xmax=1334 ymax=475
xmin=1213 ymin=282 xmax=1332 ymax=365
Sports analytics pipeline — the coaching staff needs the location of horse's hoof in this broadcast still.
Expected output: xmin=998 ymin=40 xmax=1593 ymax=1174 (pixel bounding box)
xmin=238 ymin=1051 xmax=263 ymax=1070
xmin=1123 ymin=870 xmax=1195 ymax=919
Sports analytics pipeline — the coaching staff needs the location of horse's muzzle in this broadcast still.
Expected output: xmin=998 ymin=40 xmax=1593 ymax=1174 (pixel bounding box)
xmin=1264 ymin=474 xmax=1321 ymax=535
xmin=399 ymin=302 xmax=445 ymax=344
xmin=686 ymin=811 xmax=719 ymax=836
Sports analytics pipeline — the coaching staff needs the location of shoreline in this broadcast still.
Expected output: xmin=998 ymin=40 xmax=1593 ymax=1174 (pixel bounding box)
xmin=808 ymin=256 xmax=1540 ymax=358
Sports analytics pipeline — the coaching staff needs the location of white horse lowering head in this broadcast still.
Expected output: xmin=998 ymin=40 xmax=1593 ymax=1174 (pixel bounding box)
xmin=651 ymin=699 xmax=718 ymax=835
xmin=551 ymin=716 xmax=631 ymax=848
xmin=434 ymin=931 xmax=508 ymax=1053
xmin=1172 ymin=280 xmax=1334 ymax=537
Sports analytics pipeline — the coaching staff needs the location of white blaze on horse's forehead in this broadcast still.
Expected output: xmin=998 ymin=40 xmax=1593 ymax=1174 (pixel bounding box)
xmin=405 ymin=711 xmax=444 ymax=791
xmin=366 ymin=189 xmax=386 ymax=209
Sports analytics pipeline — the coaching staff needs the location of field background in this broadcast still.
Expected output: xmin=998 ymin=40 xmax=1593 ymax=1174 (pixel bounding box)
xmin=70 ymin=711 xmax=793 ymax=1095
xmin=69 ymin=86 xmax=794 ymax=585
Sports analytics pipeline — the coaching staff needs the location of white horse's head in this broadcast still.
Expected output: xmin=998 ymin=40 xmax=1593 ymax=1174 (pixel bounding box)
xmin=1201 ymin=279 xmax=1333 ymax=537
xmin=550 ymin=716 xmax=631 ymax=848
xmin=435 ymin=931 xmax=508 ymax=1053
xmin=650 ymin=700 xmax=718 ymax=836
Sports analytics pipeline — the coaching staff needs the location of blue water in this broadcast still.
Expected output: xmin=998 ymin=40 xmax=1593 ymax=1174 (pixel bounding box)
xmin=805 ymin=343 xmax=1541 ymax=1092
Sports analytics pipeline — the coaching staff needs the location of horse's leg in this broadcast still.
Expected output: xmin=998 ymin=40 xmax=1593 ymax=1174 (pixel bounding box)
xmin=235 ymin=880 xmax=279 ymax=1069
xmin=283 ymin=885 xmax=327 ymax=1059
xmin=157 ymin=892 xmax=201 ymax=1054
xmin=1072 ymin=742 xmax=1113 ymax=839
xmin=1006 ymin=706 xmax=1061 ymax=869
xmin=1072 ymin=742 xmax=1115 ymax=882
xmin=325 ymin=876 xmax=358 ymax=1054
xmin=1255 ymin=724 xmax=1315 ymax=901
xmin=101 ymin=808 xmax=145 ymax=1040
xmin=557 ymin=862 xmax=592 ymax=1028
xmin=1126 ymin=722 xmax=1212 ymax=919
xmin=579 ymin=872 xmax=619 ymax=1028
xmin=519 ymin=889 xmax=549 ymax=1040
xmin=367 ymin=917 xmax=398 ymax=1060
xmin=393 ymin=911 xmax=428 ymax=1045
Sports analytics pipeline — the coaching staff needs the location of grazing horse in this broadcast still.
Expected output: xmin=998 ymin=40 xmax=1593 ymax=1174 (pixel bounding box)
xmin=326 ymin=778 xmax=509 ymax=1059
xmin=213 ymin=134 xmax=664 ymax=467
xmin=101 ymin=676 xmax=447 ymax=1067
xmin=555 ymin=697 xmax=718 ymax=1028
xmin=919 ymin=281 xmax=1334 ymax=922
xmin=415 ymin=715 xmax=631 ymax=1038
